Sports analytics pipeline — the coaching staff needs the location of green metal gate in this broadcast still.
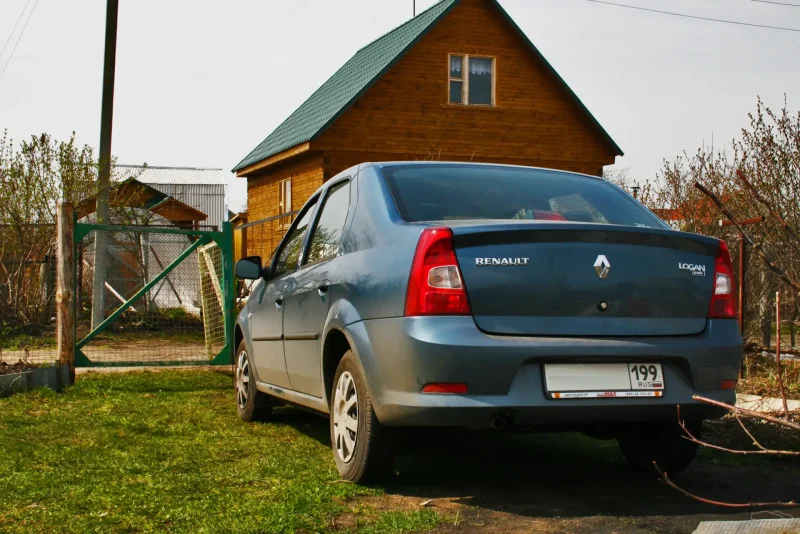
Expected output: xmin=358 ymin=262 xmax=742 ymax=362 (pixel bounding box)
xmin=73 ymin=221 xmax=235 ymax=367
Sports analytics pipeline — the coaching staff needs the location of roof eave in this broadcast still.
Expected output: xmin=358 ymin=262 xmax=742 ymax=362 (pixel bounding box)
xmin=234 ymin=142 xmax=312 ymax=177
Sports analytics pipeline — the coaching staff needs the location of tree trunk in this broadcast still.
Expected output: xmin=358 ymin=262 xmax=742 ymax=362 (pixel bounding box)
xmin=760 ymin=268 xmax=773 ymax=348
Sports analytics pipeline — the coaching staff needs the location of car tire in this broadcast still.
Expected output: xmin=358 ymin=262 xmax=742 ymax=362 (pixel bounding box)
xmin=617 ymin=420 xmax=701 ymax=476
xmin=330 ymin=350 xmax=394 ymax=484
xmin=235 ymin=341 xmax=272 ymax=422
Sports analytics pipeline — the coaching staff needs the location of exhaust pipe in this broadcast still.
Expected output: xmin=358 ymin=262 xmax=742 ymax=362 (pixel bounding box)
xmin=491 ymin=416 xmax=507 ymax=430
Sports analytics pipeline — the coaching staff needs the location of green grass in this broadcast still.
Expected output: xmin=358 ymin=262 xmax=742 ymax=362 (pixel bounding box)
xmin=0 ymin=371 xmax=441 ymax=533
xmin=0 ymin=333 xmax=57 ymax=351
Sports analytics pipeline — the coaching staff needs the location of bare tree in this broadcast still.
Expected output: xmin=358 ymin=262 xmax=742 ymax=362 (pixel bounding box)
xmin=623 ymin=97 xmax=800 ymax=506
xmin=0 ymin=132 xmax=96 ymax=327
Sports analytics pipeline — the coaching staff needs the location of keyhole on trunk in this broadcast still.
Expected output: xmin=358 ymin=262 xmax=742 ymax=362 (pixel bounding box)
xmin=598 ymin=301 xmax=609 ymax=312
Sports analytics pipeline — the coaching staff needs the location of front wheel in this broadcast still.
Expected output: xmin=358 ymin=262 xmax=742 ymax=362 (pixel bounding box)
xmin=617 ymin=421 xmax=701 ymax=476
xmin=235 ymin=341 xmax=272 ymax=422
xmin=330 ymin=351 xmax=394 ymax=483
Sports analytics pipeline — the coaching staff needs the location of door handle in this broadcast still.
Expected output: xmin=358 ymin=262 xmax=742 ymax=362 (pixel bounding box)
xmin=275 ymin=296 xmax=283 ymax=308
xmin=317 ymin=281 xmax=329 ymax=297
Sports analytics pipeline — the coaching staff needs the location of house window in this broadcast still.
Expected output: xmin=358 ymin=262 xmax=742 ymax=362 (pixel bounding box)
xmin=448 ymin=54 xmax=495 ymax=106
xmin=278 ymin=178 xmax=292 ymax=214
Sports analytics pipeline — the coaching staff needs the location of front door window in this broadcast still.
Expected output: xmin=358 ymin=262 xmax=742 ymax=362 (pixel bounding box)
xmin=272 ymin=198 xmax=317 ymax=278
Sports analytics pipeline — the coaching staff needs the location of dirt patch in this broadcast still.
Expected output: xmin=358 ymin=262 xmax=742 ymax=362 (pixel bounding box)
xmin=329 ymin=494 xmax=447 ymax=531
xmin=76 ymin=365 xmax=226 ymax=374
xmin=1 ymin=339 xmax=213 ymax=366
xmin=0 ymin=360 xmax=38 ymax=376
xmin=706 ymin=413 xmax=800 ymax=453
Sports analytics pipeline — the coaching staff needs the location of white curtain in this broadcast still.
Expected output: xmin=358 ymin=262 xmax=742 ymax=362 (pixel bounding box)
xmin=469 ymin=58 xmax=492 ymax=76
xmin=450 ymin=56 xmax=462 ymax=76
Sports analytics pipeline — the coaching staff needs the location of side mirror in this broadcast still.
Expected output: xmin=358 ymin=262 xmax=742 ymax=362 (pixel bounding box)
xmin=235 ymin=256 xmax=263 ymax=280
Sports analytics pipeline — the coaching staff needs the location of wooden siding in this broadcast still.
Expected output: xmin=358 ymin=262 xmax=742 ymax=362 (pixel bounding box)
xmin=313 ymin=0 xmax=616 ymax=171
xmin=245 ymin=153 xmax=324 ymax=258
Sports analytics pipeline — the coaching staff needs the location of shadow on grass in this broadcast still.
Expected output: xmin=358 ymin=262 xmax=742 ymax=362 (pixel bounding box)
xmin=276 ymin=415 xmax=800 ymax=525
xmin=263 ymin=406 xmax=331 ymax=446
xmin=387 ymin=429 xmax=800 ymax=523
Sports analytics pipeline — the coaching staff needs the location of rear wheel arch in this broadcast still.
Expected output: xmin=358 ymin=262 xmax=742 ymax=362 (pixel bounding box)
xmin=323 ymin=328 xmax=352 ymax=407
xmin=234 ymin=324 xmax=244 ymax=356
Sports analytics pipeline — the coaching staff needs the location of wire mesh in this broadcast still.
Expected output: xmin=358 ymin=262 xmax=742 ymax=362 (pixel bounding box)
xmin=73 ymin=226 xmax=223 ymax=365
xmin=198 ymin=242 xmax=225 ymax=358
xmin=0 ymin=223 xmax=58 ymax=365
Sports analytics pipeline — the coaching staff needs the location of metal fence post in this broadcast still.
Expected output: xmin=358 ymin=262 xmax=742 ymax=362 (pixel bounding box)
xmin=221 ymin=221 xmax=235 ymax=364
xmin=57 ymin=202 xmax=75 ymax=383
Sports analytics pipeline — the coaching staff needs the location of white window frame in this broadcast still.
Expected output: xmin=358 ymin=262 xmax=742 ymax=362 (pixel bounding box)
xmin=278 ymin=177 xmax=292 ymax=227
xmin=278 ymin=178 xmax=292 ymax=214
xmin=447 ymin=54 xmax=496 ymax=107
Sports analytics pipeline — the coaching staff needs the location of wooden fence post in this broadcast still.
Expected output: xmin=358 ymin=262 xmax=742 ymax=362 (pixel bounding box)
xmin=57 ymin=202 xmax=75 ymax=383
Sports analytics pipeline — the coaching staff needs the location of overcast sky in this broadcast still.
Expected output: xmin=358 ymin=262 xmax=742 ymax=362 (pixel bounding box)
xmin=1 ymin=0 xmax=798 ymax=212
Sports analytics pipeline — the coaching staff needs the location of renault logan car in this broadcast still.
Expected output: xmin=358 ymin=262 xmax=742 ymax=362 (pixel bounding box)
xmin=233 ymin=162 xmax=742 ymax=483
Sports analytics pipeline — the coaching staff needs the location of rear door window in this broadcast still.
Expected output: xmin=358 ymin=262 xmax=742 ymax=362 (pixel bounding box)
xmin=304 ymin=180 xmax=351 ymax=265
xmin=381 ymin=164 xmax=666 ymax=229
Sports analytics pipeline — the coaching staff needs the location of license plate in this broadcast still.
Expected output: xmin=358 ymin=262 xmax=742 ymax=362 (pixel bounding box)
xmin=544 ymin=363 xmax=664 ymax=400
xmin=627 ymin=363 xmax=664 ymax=390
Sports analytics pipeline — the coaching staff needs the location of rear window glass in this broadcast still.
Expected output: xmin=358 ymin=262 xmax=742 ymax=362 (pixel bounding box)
xmin=381 ymin=164 xmax=666 ymax=229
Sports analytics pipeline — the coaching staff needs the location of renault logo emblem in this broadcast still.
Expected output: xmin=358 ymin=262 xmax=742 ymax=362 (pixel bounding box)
xmin=594 ymin=255 xmax=611 ymax=279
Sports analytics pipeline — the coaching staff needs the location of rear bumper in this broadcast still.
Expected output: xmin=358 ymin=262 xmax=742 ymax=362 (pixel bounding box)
xmin=346 ymin=317 xmax=742 ymax=429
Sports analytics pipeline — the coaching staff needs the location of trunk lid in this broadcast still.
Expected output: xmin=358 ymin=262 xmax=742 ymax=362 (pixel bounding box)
xmin=449 ymin=221 xmax=719 ymax=337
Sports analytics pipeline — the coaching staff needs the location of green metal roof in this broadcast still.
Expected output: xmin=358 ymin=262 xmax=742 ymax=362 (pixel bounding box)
xmin=233 ymin=0 xmax=622 ymax=173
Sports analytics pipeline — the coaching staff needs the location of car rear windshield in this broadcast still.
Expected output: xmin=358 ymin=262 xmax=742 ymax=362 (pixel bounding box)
xmin=381 ymin=164 xmax=667 ymax=229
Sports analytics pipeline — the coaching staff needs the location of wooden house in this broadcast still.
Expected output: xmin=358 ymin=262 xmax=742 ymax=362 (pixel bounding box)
xmin=233 ymin=0 xmax=623 ymax=255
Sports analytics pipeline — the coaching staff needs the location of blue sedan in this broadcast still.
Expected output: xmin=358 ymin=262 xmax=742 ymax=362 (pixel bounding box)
xmin=234 ymin=162 xmax=742 ymax=483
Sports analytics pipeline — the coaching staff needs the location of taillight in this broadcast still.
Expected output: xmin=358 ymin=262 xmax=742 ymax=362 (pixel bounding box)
xmin=405 ymin=227 xmax=471 ymax=316
xmin=709 ymin=240 xmax=737 ymax=319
